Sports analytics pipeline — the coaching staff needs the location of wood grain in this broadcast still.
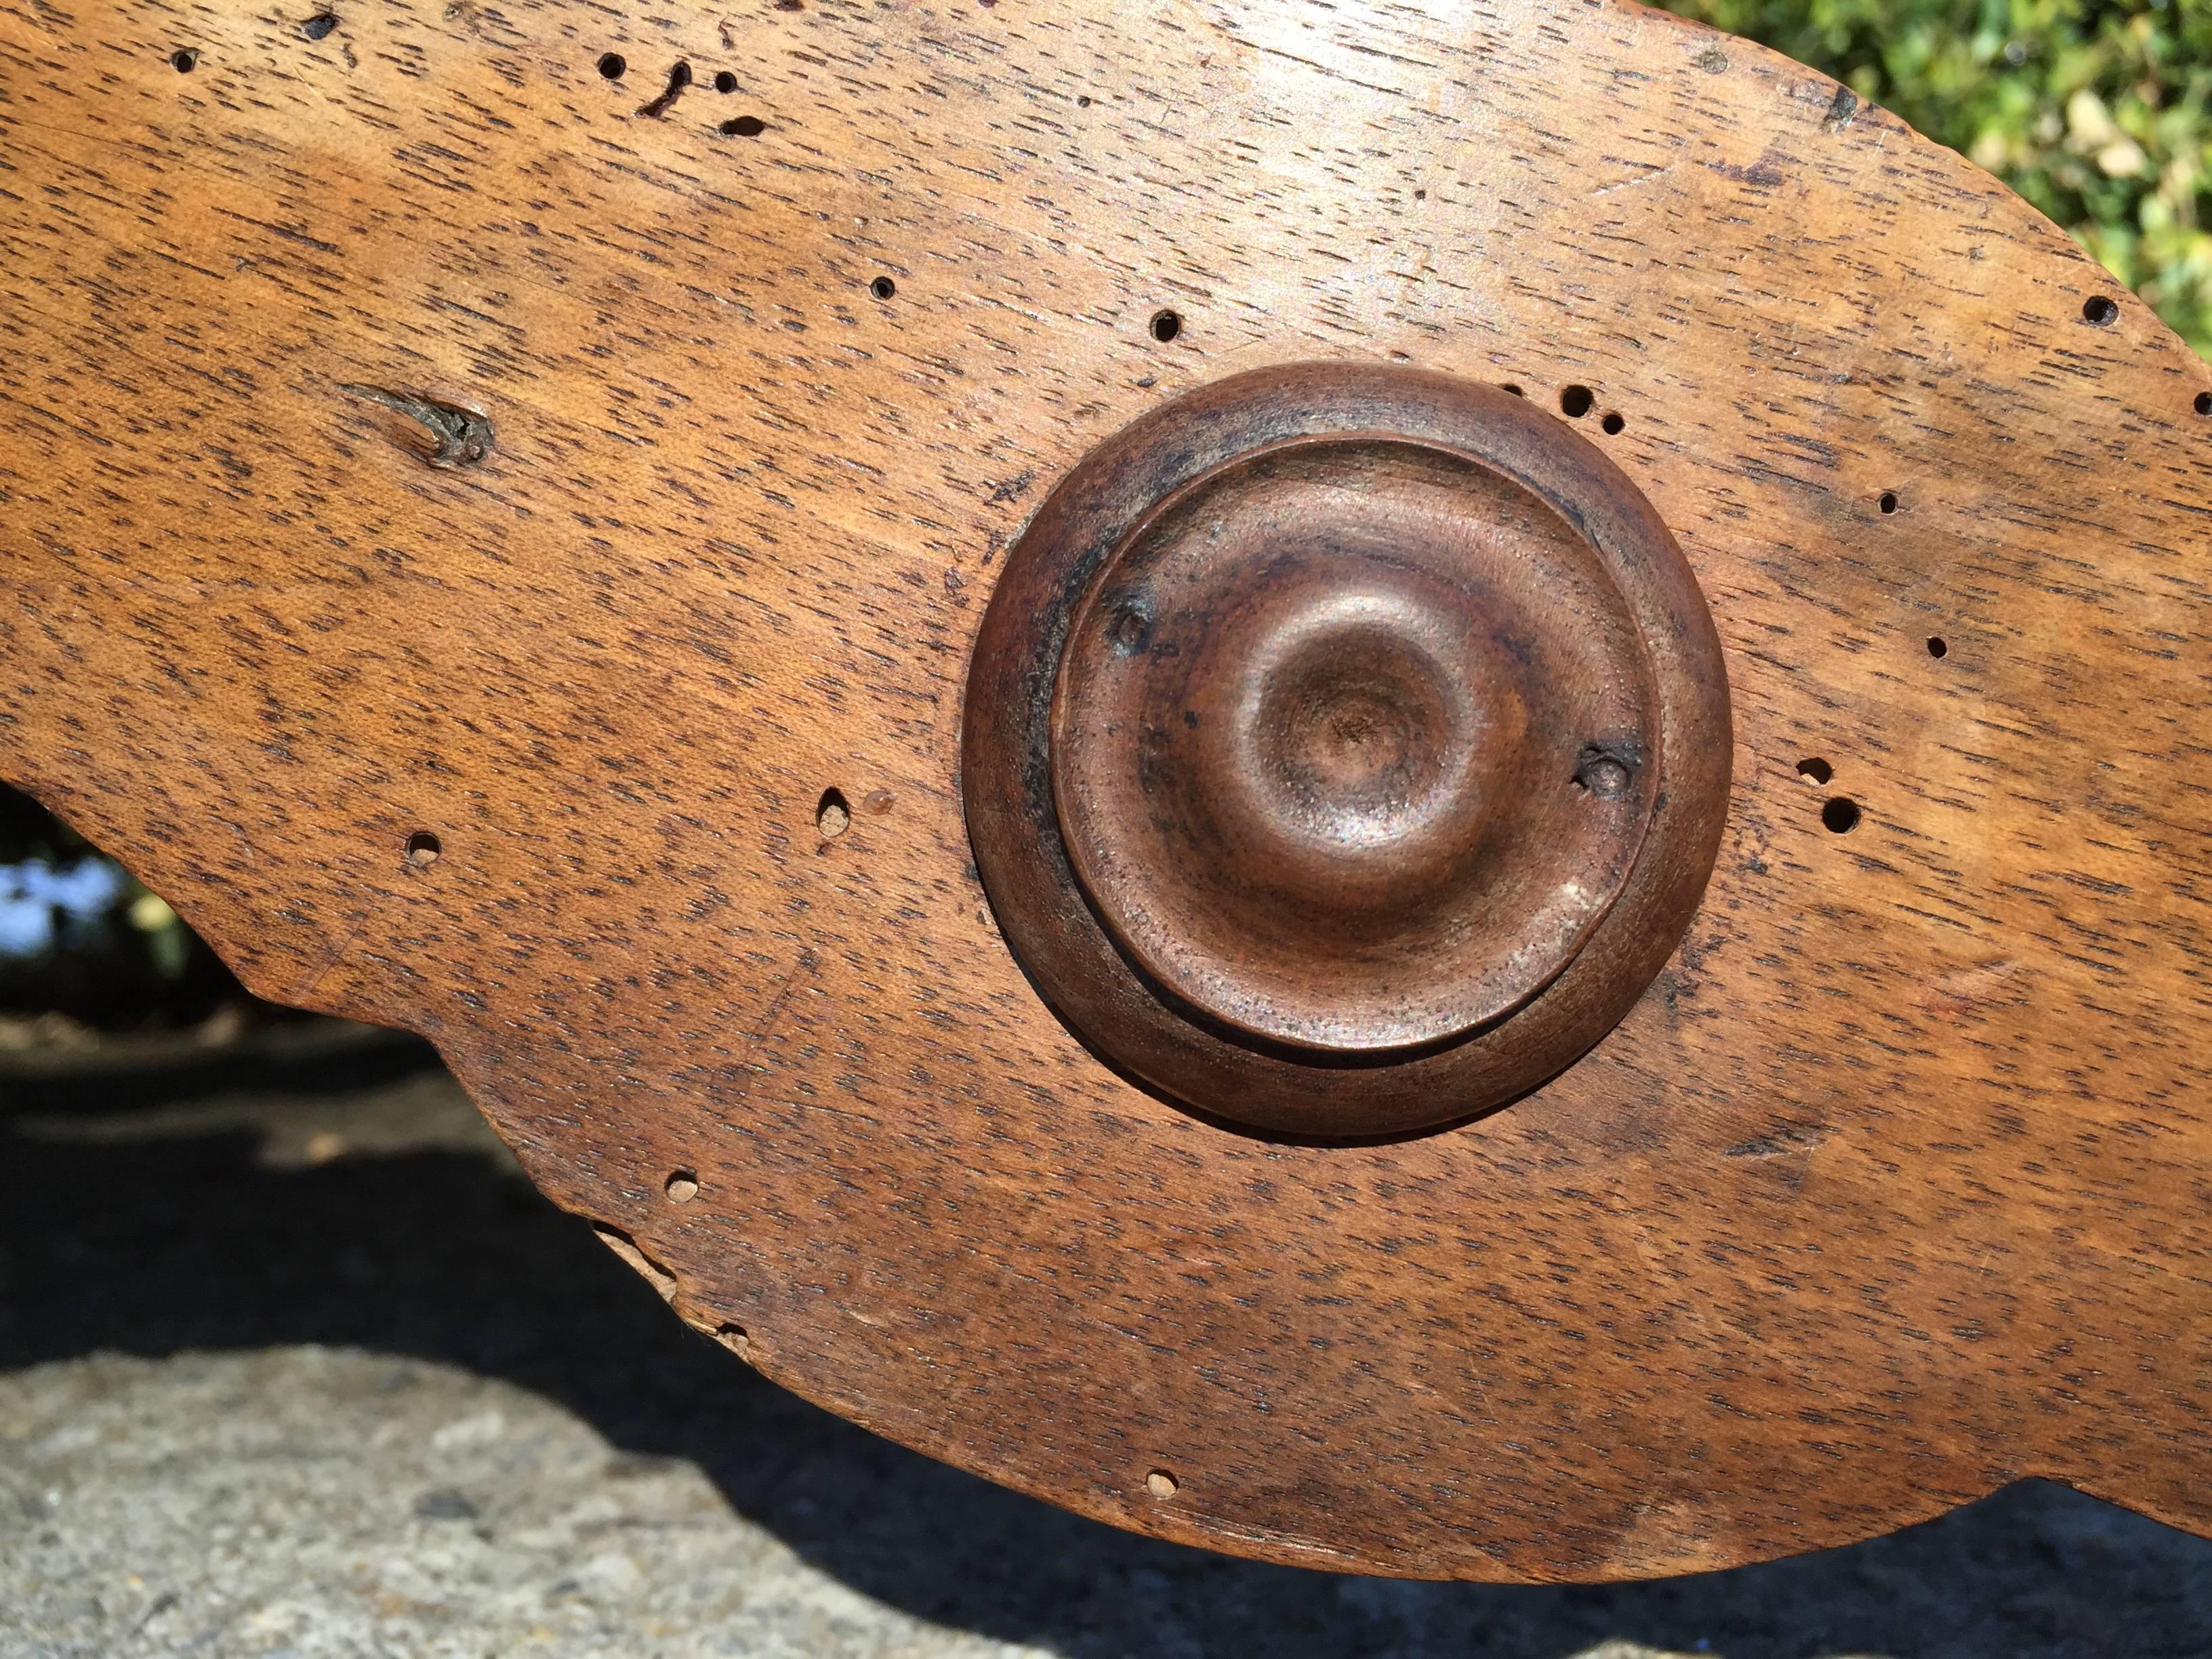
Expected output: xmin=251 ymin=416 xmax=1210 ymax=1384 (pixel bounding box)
xmin=5 ymin=0 xmax=2212 ymax=1581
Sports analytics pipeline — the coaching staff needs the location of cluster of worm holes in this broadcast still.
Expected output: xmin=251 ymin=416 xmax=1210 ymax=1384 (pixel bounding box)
xmin=596 ymin=53 xmax=766 ymax=136
xmin=1498 ymin=381 xmax=1627 ymax=436
xmin=1795 ymin=758 xmax=1860 ymax=835
xmin=657 ymin=1172 xmax=756 ymax=1351
xmin=171 ymin=9 xmax=336 ymax=68
xmin=1496 ymin=377 xmax=1995 ymax=837
xmin=1790 ymin=623 xmax=1952 ymax=834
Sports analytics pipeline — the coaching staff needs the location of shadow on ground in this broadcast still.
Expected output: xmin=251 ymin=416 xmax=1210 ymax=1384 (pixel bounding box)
xmin=3 ymin=1037 xmax=2207 ymax=1659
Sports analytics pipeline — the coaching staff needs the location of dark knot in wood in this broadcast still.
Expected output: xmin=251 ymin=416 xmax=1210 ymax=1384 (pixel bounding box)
xmin=338 ymin=383 xmax=494 ymax=469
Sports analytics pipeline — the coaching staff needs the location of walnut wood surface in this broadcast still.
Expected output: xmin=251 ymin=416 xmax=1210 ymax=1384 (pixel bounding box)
xmin=4 ymin=0 xmax=2211 ymax=1582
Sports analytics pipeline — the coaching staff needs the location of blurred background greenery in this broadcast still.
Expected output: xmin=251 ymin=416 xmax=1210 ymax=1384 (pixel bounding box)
xmin=1664 ymin=0 xmax=2212 ymax=350
xmin=5 ymin=0 xmax=2207 ymax=1030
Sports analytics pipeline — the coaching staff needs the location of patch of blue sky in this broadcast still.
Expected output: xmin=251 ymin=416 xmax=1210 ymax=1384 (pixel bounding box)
xmin=0 ymin=857 xmax=125 ymax=958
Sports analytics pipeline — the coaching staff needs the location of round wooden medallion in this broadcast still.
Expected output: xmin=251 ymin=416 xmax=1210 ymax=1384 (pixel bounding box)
xmin=964 ymin=363 xmax=1732 ymax=1136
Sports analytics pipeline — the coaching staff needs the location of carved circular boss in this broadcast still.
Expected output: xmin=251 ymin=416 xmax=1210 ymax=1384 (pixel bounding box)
xmin=963 ymin=364 xmax=1732 ymax=1137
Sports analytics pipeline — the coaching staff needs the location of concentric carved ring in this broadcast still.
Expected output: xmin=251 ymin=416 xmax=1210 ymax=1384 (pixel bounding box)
xmin=963 ymin=363 xmax=1732 ymax=1137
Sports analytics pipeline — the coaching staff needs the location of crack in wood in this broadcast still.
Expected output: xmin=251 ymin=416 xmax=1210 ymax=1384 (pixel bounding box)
xmin=337 ymin=384 xmax=493 ymax=469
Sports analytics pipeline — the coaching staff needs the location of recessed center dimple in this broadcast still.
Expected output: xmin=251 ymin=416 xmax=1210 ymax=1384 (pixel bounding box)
xmin=1259 ymin=626 xmax=1457 ymax=844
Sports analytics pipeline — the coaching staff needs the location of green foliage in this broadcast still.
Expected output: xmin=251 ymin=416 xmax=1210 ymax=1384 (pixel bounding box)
xmin=1661 ymin=0 xmax=2212 ymax=350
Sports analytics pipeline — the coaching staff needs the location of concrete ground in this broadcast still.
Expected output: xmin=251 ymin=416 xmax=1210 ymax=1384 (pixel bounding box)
xmin=3 ymin=1026 xmax=2209 ymax=1658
